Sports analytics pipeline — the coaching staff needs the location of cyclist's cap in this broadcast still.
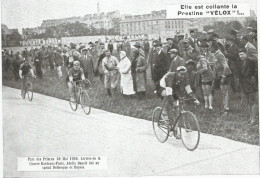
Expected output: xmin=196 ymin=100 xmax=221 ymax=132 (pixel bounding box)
xmin=73 ymin=61 xmax=80 ymax=66
xmin=82 ymin=48 xmax=88 ymax=51
xmin=177 ymin=66 xmax=187 ymax=72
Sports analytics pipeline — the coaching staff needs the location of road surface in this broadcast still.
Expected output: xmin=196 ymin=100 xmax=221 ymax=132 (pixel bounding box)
xmin=2 ymin=86 xmax=259 ymax=177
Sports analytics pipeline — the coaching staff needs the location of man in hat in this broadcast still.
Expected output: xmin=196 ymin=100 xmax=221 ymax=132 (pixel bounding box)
xmin=107 ymin=40 xmax=114 ymax=54
xmin=143 ymin=39 xmax=150 ymax=59
xmin=121 ymin=36 xmax=131 ymax=58
xmin=79 ymin=48 xmax=94 ymax=82
xmin=182 ymin=39 xmax=198 ymax=62
xmin=238 ymin=48 xmax=258 ymax=125
xmin=147 ymin=40 xmax=159 ymax=82
xmin=166 ymin=38 xmax=178 ymax=53
xmin=152 ymin=40 xmax=171 ymax=97
xmin=133 ymin=41 xmax=145 ymax=57
xmin=188 ymin=30 xmax=196 ymax=49
xmin=208 ymin=33 xmax=226 ymax=54
xmin=228 ymin=29 xmax=242 ymax=48
xmin=168 ymin=49 xmax=185 ymax=72
xmin=225 ymin=36 xmax=242 ymax=93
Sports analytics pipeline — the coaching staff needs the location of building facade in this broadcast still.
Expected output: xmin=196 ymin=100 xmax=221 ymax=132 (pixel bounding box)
xmin=119 ymin=10 xmax=203 ymax=39
xmin=40 ymin=10 xmax=120 ymax=30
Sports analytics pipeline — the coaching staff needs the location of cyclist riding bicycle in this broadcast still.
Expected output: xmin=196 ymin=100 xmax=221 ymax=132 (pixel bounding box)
xmin=19 ymin=58 xmax=36 ymax=96
xmin=66 ymin=61 xmax=86 ymax=101
xmin=160 ymin=66 xmax=200 ymax=137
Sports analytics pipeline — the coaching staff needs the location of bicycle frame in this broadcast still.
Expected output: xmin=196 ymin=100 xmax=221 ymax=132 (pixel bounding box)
xmin=165 ymin=98 xmax=195 ymax=133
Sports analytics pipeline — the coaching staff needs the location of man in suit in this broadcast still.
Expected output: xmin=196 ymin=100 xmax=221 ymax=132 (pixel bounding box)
xmin=168 ymin=49 xmax=185 ymax=72
xmin=152 ymin=40 xmax=171 ymax=98
xmin=79 ymin=48 xmax=94 ymax=82
xmin=225 ymin=36 xmax=242 ymax=93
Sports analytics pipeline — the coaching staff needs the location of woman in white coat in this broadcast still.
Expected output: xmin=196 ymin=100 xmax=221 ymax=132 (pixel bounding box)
xmin=117 ymin=51 xmax=135 ymax=96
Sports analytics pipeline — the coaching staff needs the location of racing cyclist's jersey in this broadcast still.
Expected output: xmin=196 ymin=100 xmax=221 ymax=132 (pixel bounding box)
xmin=164 ymin=72 xmax=192 ymax=99
xmin=19 ymin=63 xmax=32 ymax=76
xmin=68 ymin=67 xmax=84 ymax=82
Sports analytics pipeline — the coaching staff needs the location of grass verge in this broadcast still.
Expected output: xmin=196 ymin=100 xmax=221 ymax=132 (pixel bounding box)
xmin=2 ymin=68 xmax=259 ymax=145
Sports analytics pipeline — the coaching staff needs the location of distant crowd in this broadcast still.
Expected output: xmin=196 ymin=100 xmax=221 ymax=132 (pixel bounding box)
xmin=2 ymin=26 xmax=258 ymax=124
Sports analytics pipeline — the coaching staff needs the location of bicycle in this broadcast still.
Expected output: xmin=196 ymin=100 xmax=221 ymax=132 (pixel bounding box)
xmin=21 ymin=76 xmax=34 ymax=101
xmin=152 ymin=97 xmax=200 ymax=151
xmin=69 ymin=79 xmax=91 ymax=115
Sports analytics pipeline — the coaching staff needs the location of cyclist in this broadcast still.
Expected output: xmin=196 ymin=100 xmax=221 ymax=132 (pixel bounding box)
xmin=66 ymin=61 xmax=86 ymax=101
xmin=19 ymin=58 xmax=36 ymax=97
xmin=160 ymin=66 xmax=200 ymax=138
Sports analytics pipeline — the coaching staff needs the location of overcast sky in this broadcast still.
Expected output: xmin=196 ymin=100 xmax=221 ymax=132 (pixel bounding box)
xmin=1 ymin=0 xmax=257 ymax=32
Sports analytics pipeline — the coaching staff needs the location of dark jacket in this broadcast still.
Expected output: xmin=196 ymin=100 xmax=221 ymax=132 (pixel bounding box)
xmin=240 ymin=58 xmax=257 ymax=94
xmin=153 ymin=50 xmax=171 ymax=82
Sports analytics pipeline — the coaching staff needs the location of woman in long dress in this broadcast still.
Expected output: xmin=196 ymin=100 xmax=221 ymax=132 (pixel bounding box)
xmin=117 ymin=51 xmax=135 ymax=96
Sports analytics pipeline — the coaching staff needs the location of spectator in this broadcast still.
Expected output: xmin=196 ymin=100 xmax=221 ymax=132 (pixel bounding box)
xmin=12 ymin=51 xmax=23 ymax=81
xmin=238 ymin=48 xmax=258 ymax=125
xmin=241 ymin=35 xmax=258 ymax=90
xmin=107 ymin=40 xmax=114 ymax=54
xmin=96 ymin=43 xmax=106 ymax=81
xmin=185 ymin=59 xmax=197 ymax=93
xmin=194 ymin=52 xmax=215 ymax=110
xmin=117 ymin=51 xmax=135 ymax=96
xmin=166 ymin=38 xmax=177 ymax=53
xmin=52 ymin=48 xmax=63 ymax=78
xmin=121 ymin=37 xmax=131 ymax=58
xmin=182 ymin=39 xmax=198 ymax=62
xmin=168 ymin=49 xmax=185 ymax=72
xmin=131 ymin=48 xmax=147 ymax=99
xmin=225 ymin=36 xmax=242 ymax=93
xmin=143 ymin=39 xmax=150 ymax=59
xmin=188 ymin=30 xmax=196 ymax=49
xmin=79 ymin=48 xmax=94 ymax=82
xmin=210 ymin=41 xmax=232 ymax=112
xmin=208 ymin=32 xmax=226 ymax=54
xmin=152 ymin=40 xmax=171 ymax=98
xmin=34 ymin=48 xmax=43 ymax=79
xmin=147 ymin=40 xmax=158 ymax=82
xmin=102 ymin=50 xmax=119 ymax=96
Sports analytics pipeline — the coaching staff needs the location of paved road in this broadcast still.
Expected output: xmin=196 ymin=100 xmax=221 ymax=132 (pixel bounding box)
xmin=2 ymin=86 xmax=259 ymax=177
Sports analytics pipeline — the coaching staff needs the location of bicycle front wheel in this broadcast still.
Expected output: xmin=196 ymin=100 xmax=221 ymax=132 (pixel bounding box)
xmin=27 ymin=82 xmax=33 ymax=101
xmin=69 ymin=89 xmax=78 ymax=111
xmin=152 ymin=107 xmax=169 ymax=143
xmin=179 ymin=111 xmax=200 ymax=151
xmin=80 ymin=90 xmax=91 ymax=115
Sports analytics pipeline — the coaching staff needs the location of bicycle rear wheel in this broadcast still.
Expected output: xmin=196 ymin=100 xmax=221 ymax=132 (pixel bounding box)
xmin=179 ymin=111 xmax=200 ymax=151
xmin=27 ymin=82 xmax=33 ymax=101
xmin=69 ymin=89 xmax=78 ymax=111
xmin=80 ymin=90 xmax=91 ymax=115
xmin=152 ymin=107 xmax=169 ymax=143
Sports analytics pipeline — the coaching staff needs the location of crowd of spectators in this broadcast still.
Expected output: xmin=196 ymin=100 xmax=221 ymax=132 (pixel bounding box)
xmin=2 ymin=26 xmax=258 ymax=124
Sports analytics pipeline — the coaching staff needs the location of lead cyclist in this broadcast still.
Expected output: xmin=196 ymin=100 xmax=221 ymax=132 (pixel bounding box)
xmin=159 ymin=66 xmax=200 ymax=138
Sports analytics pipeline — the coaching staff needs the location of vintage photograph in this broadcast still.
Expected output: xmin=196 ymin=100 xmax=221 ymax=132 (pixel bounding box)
xmin=1 ymin=0 xmax=259 ymax=177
